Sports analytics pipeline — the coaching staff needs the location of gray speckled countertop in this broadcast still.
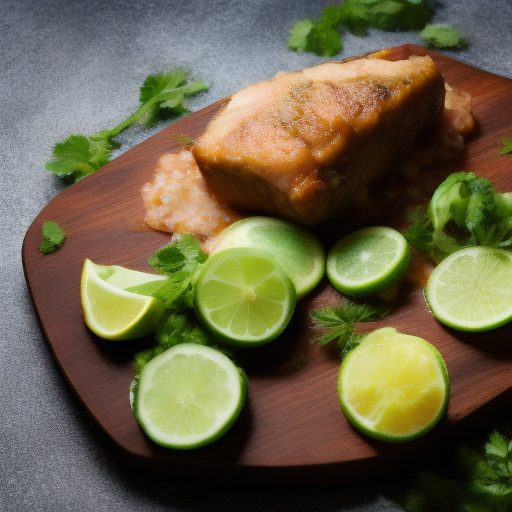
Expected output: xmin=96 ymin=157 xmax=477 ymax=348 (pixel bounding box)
xmin=2 ymin=1 xmax=512 ymax=510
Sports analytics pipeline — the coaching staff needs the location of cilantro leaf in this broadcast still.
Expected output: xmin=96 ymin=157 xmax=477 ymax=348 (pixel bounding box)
xmin=499 ymin=136 xmax=512 ymax=155
xmin=148 ymin=234 xmax=208 ymax=275
xmin=311 ymin=299 xmax=390 ymax=358
xmin=45 ymin=134 xmax=116 ymax=181
xmin=147 ymin=234 xmax=208 ymax=310
xmin=118 ymin=69 xmax=208 ymax=130
xmin=421 ymin=24 xmax=469 ymax=50
xmin=47 ymin=68 xmax=208 ymax=183
xmin=287 ymin=19 xmax=314 ymax=52
xmin=39 ymin=221 xmax=66 ymax=254
xmin=306 ymin=21 xmax=343 ymax=57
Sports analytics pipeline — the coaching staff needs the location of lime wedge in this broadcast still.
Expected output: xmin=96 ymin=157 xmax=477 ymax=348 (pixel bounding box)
xmin=209 ymin=216 xmax=325 ymax=299
xmin=81 ymin=259 xmax=165 ymax=340
xmin=326 ymin=226 xmax=410 ymax=297
xmin=84 ymin=260 xmax=168 ymax=297
xmin=338 ymin=327 xmax=449 ymax=443
xmin=134 ymin=343 xmax=247 ymax=449
xmin=425 ymin=246 xmax=512 ymax=331
xmin=194 ymin=247 xmax=296 ymax=347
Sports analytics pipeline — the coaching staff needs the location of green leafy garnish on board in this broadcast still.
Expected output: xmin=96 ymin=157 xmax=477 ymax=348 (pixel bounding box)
xmin=287 ymin=0 xmax=434 ymax=57
xmin=420 ymin=24 xmax=469 ymax=50
xmin=499 ymin=136 xmax=512 ymax=155
xmin=133 ymin=312 xmax=210 ymax=373
xmin=39 ymin=221 xmax=66 ymax=254
xmin=311 ymin=300 xmax=390 ymax=358
xmin=132 ymin=235 xmax=212 ymax=373
xmin=46 ymin=69 xmax=208 ymax=182
xmin=404 ymin=430 xmax=512 ymax=511
xmin=403 ymin=172 xmax=512 ymax=263
xmin=146 ymin=234 xmax=209 ymax=310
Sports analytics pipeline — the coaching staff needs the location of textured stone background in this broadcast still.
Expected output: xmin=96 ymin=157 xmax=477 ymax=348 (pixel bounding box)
xmin=2 ymin=1 xmax=512 ymax=510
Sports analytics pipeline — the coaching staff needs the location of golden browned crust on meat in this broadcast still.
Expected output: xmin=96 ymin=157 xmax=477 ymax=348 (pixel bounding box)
xmin=192 ymin=51 xmax=445 ymax=225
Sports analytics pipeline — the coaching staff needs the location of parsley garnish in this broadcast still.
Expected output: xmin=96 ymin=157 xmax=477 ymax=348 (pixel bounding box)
xmin=404 ymin=430 xmax=512 ymax=511
xmin=420 ymin=24 xmax=469 ymax=50
xmin=499 ymin=136 xmax=512 ymax=155
xmin=39 ymin=221 xmax=66 ymax=254
xmin=287 ymin=0 xmax=434 ymax=57
xmin=46 ymin=69 xmax=208 ymax=182
xmin=311 ymin=299 xmax=390 ymax=358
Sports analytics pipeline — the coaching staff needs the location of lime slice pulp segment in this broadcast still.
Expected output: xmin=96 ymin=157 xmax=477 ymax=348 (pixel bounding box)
xmin=338 ymin=327 xmax=449 ymax=443
xmin=135 ymin=343 xmax=247 ymax=449
xmin=209 ymin=216 xmax=325 ymax=299
xmin=326 ymin=226 xmax=410 ymax=297
xmin=425 ymin=246 xmax=512 ymax=331
xmin=81 ymin=259 xmax=165 ymax=340
xmin=194 ymin=247 xmax=296 ymax=347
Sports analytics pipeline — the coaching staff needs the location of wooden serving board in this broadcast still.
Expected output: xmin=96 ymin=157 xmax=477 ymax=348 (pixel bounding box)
xmin=22 ymin=45 xmax=512 ymax=483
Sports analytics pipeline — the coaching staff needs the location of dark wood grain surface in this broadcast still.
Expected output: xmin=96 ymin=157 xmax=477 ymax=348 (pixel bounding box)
xmin=22 ymin=45 xmax=512 ymax=483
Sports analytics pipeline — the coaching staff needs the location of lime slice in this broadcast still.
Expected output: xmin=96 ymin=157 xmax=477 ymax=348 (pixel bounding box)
xmin=338 ymin=327 xmax=449 ymax=443
xmin=425 ymin=246 xmax=512 ymax=331
xmin=81 ymin=259 xmax=165 ymax=340
xmin=326 ymin=226 xmax=410 ymax=297
xmin=194 ymin=247 xmax=296 ymax=347
xmin=209 ymin=216 xmax=325 ymax=299
xmin=134 ymin=343 xmax=247 ymax=449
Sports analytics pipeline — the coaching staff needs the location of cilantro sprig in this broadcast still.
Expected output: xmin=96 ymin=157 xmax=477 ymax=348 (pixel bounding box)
xmin=403 ymin=172 xmax=512 ymax=263
xmin=131 ymin=234 xmax=213 ymax=373
xmin=404 ymin=430 xmax=512 ymax=511
xmin=46 ymin=69 xmax=208 ymax=182
xmin=287 ymin=1 xmax=468 ymax=57
xmin=39 ymin=221 xmax=66 ymax=254
xmin=288 ymin=0 xmax=434 ymax=58
xmin=311 ymin=299 xmax=390 ymax=358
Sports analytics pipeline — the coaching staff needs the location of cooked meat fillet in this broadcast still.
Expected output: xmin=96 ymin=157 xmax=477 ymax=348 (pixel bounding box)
xmin=191 ymin=51 xmax=445 ymax=225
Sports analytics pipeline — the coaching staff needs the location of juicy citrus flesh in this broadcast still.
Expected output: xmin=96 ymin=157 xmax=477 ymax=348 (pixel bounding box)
xmin=135 ymin=343 xmax=247 ymax=449
xmin=338 ymin=327 xmax=449 ymax=443
xmin=89 ymin=261 xmax=167 ymax=290
xmin=210 ymin=216 xmax=325 ymax=299
xmin=81 ymin=259 xmax=165 ymax=340
xmin=425 ymin=247 xmax=512 ymax=331
xmin=327 ymin=226 xmax=410 ymax=297
xmin=194 ymin=247 xmax=296 ymax=346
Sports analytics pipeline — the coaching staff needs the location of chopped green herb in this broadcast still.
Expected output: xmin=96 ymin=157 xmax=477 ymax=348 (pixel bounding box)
xmin=403 ymin=172 xmax=512 ymax=262
xmin=132 ymin=235 xmax=212 ymax=373
xmin=420 ymin=24 xmax=469 ymax=50
xmin=311 ymin=299 xmax=390 ymax=358
xmin=46 ymin=69 xmax=208 ymax=182
xmin=499 ymin=136 xmax=512 ymax=155
xmin=404 ymin=430 xmax=512 ymax=512
xmin=134 ymin=311 xmax=211 ymax=373
xmin=287 ymin=0 xmax=433 ymax=57
xmin=39 ymin=221 xmax=66 ymax=254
